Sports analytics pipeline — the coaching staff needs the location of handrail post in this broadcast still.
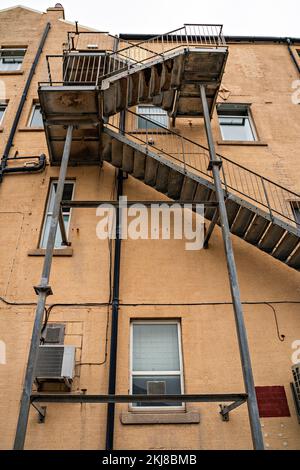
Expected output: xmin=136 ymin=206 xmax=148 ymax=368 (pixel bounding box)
xmin=200 ymin=84 xmax=264 ymax=451
xmin=261 ymin=177 xmax=273 ymax=221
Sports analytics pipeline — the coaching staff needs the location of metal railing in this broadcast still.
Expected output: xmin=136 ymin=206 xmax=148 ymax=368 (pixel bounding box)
xmin=41 ymin=24 xmax=226 ymax=87
xmin=105 ymin=110 xmax=300 ymax=230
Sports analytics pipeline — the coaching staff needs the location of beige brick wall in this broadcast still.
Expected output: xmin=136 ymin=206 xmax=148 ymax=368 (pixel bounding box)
xmin=0 ymin=6 xmax=300 ymax=450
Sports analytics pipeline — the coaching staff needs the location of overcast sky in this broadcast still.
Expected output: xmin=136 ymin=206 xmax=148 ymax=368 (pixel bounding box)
xmin=1 ymin=0 xmax=299 ymax=37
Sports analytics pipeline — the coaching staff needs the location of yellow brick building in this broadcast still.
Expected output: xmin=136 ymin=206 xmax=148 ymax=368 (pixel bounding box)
xmin=0 ymin=4 xmax=300 ymax=450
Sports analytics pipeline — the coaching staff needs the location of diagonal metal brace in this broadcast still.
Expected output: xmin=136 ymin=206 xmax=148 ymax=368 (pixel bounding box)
xmin=208 ymin=160 xmax=222 ymax=171
xmin=219 ymin=397 xmax=247 ymax=421
xmin=31 ymin=403 xmax=47 ymax=424
xmin=204 ymin=207 xmax=219 ymax=249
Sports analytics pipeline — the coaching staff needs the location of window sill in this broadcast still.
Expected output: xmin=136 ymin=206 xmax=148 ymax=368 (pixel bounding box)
xmin=19 ymin=127 xmax=44 ymax=132
xmin=217 ymin=140 xmax=268 ymax=147
xmin=120 ymin=411 xmax=200 ymax=425
xmin=0 ymin=70 xmax=24 ymax=76
xmin=0 ymin=127 xmax=3 ymax=132
xmin=28 ymin=248 xmax=73 ymax=257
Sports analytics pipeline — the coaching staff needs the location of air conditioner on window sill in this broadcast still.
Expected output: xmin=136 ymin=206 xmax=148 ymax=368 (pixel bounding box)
xmin=34 ymin=345 xmax=76 ymax=392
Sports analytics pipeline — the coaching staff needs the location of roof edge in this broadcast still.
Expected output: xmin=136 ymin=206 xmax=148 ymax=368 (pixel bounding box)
xmin=119 ymin=33 xmax=300 ymax=44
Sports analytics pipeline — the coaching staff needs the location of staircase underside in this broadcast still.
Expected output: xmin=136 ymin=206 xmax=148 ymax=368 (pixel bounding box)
xmin=101 ymin=128 xmax=300 ymax=271
xmin=39 ymin=48 xmax=227 ymax=166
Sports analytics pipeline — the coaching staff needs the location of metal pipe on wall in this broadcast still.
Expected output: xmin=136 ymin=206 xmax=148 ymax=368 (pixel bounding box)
xmin=199 ymin=84 xmax=264 ymax=450
xmin=13 ymin=126 xmax=73 ymax=450
xmin=105 ymin=168 xmax=123 ymax=451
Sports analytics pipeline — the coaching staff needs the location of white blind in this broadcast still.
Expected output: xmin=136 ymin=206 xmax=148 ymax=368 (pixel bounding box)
xmin=132 ymin=324 xmax=180 ymax=372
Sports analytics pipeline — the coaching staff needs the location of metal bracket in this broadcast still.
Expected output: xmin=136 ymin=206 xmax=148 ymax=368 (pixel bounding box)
xmin=207 ymin=160 xmax=223 ymax=171
xmin=31 ymin=403 xmax=47 ymax=424
xmin=33 ymin=285 xmax=53 ymax=296
xmin=219 ymin=397 xmax=247 ymax=421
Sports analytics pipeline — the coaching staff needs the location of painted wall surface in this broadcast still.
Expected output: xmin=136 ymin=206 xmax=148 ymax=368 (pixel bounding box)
xmin=0 ymin=6 xmax=300 ymax=450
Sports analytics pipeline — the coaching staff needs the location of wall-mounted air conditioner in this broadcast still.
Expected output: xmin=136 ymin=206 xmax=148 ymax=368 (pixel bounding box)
xmin=146 ymin=381 xmax=166 ymax=395
xmin=34 ymin=345 xmax=76 ymax=391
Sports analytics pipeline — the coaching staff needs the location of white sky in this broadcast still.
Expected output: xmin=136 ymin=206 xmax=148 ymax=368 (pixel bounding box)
xmin=1 ymin=0 xmax=299 ymax=37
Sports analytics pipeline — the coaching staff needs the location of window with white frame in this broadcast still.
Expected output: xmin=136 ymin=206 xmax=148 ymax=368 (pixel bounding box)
xmin=40 ymin=181 xmax=75 ymax=249
xmin=0 ymin=103 xmax=7 ymax=125
xmin=130 ymin=320 xmax=184 ymax=409
xmin=137 ymin=106 xmax=168 ymax=130
xmin=0 ymin=48 xmax=26 ymax=72
xmin=217 ymin=104 xmax=257 ymax=142
xmin=28 ymin=103 xmax=43 ymax=127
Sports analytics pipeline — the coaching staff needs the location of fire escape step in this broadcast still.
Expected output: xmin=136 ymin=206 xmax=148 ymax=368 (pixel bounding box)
xmin=231 ymin=207 xmax=255 ymax=237
xmin=244 ymin=215 xmax=270 ymax=245
xmin=272 ymin=232 xmax=300 ymax=261
xmin=111 ymin=139 xmax=123 ymax=167
xmin=132 ymin=151 xmax=146 ymax=179
xmin=122 ymin=144 xmax=134 ymax=173
xmin=144 ymin=158 xmax=159 ymax=186
xmin=167 ymin=169 xmax=184 ymax=199
xmin=258 ymin=225 xmax=286 ymax=253
xmin=287 ymin=244 xmax=300 ymax=269
xmin=155 ymin=164 xmax=170 ymax=193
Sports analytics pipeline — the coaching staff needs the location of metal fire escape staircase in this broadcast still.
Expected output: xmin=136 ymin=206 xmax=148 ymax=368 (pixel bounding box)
xmin=38 ymin=25 xmax=300 ymax=270
xmin=15 ymin=24 xmax=300 ymax=452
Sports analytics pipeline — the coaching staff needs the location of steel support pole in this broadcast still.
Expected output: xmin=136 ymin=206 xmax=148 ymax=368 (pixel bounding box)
xmin=200 ymin=85 xmax=264 ymax=450
xmin=13 ymin=126 xmax=73 ymax=450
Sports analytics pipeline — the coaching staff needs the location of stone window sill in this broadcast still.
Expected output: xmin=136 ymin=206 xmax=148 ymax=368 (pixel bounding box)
xmin=19 ymin=127 xmax=44 ymax=132
xmin=0 ymin=70 xmax=24 ymax=76
xmin=120 ymin=411 xmax=200 ymax=425
xmin=217 ymin=140 xmax=268 ymax=147
xmin=28 ymin=248 xmax=73 ymax=257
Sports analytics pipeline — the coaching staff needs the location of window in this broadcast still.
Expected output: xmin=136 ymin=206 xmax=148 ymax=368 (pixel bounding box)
xmin=40 ymin=181 xmax=75 ymax=249
xmin=217 ymin=104 xmax=257 ymax=141
xmin=0 ymin=103 xmax=7 ymax=125
xmin=28 ymin=103 xmax=43 ymax=127
xmin=0 ymin=48 xmax=26 ymax=71
xmin=130 ymin=321 xmax=184 ymax=410
xmin=291 ymin=202 xmax=300 ymax=226
xmin=137 ymin=106 xmax=168 ymax=130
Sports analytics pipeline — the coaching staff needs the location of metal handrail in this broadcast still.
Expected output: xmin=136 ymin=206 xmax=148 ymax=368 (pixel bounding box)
xmin=105 ymin=110 xmax=300 ymax=230
xmin=41 ymin=24 xmax=226 ymax=86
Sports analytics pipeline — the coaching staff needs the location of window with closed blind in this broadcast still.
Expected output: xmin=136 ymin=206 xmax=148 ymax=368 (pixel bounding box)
xmin=130 ymin=321 xmax=184 ymax=410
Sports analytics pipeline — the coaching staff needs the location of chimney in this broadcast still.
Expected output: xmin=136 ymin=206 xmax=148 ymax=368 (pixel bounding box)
xmin=47 ymin=3 xmax=65 ymax=20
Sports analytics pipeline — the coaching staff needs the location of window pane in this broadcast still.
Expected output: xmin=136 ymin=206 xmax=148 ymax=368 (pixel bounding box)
xmin=0 ymin=105 xmax=6 ymax=123
xmin=132 ymin=375 xmax=182 ymax=407
xmin=0 ymin=49 xmax=25 ymax=71
xmin=219 ymin=116 xmax=255 ymax=141
xmin=137 ymin=106 xmax=168 ymax=129
xmin=132 ymin=323 xmax=180 ymax=371
xmin=30 ymin=105 xmax=43 ymax=127
xmin=40 ymin=182 xmax=74 ymax=248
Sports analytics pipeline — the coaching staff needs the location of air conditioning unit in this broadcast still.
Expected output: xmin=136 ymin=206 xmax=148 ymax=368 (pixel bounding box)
xmin=35 ymin=345 xmax=76 ymax=391
xmin=146 ymin=380 xmax=166 ymax=395
xmin=292 ymin=363 xmax=300 ymax=401
xmin=291 ymin=363 xmax=300 ymax=423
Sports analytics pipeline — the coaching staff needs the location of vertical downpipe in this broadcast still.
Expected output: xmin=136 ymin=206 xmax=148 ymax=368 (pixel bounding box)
xmin=105 ymin=110 xmax=125 ymax=451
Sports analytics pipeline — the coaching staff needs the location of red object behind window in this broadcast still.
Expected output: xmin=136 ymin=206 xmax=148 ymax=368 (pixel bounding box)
xmin=255 ymin=386 xmax=290 ymax=418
